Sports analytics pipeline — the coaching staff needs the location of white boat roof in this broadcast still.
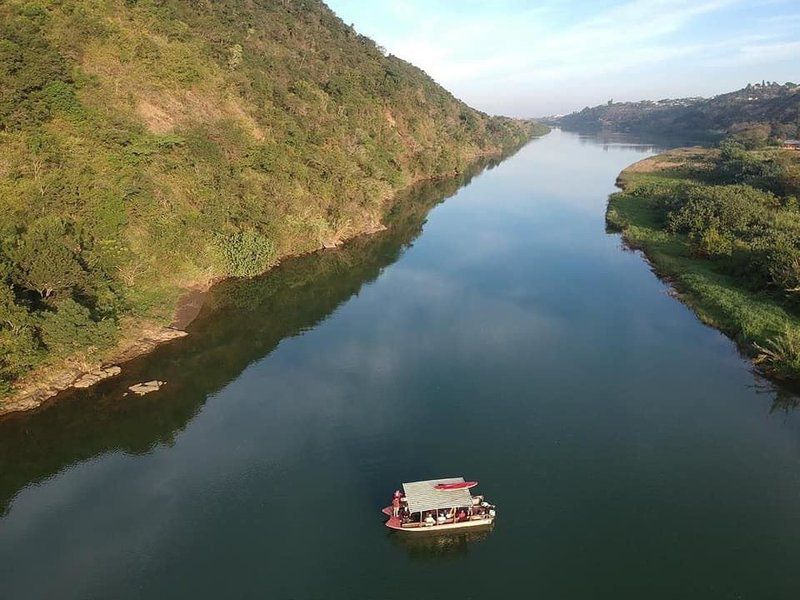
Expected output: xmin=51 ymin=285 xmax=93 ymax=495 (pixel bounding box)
xmin=402 ymin=477 xmax=473 ymax=514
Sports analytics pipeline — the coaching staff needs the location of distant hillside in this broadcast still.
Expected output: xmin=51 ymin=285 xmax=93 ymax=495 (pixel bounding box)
xmin=552 ymin=82 xmax=800 ymax=141
xmin=0 ymin=0 xmax=545 ymax=400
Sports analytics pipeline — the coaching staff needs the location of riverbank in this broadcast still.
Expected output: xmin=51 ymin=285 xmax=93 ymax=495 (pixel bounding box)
xmin=0 ymin=226 xmax=381 ymax=417
xmin=0 ymin=137 xmax=545 ymax=418
xmin=607 ymin=145 xmax=800 ymax=381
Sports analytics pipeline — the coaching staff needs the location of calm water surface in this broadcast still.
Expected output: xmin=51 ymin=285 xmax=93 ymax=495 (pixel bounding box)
xmin=2 ymin=130 xmax=800 ymax=599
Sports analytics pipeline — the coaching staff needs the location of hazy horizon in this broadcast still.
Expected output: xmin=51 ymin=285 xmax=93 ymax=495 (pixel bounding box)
xmin=327 ymin=0 xmax=800 ymax=118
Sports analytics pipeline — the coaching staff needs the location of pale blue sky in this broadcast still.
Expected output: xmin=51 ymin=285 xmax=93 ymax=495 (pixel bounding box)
xmin=326 ymin=0 xmax=800 ymax=117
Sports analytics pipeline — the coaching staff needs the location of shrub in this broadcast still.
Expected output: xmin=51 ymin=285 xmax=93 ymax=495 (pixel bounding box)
xmin=719 ymin=139 xmax=747 ymax=161
xmin=754 ymin=328 xmax=800 ymax=379
xmin=0 ymin=284 xmax=40 ymax=388
xmin=749 ymin=230 xmax=800 ymax=292
xmin=666 ymin=185 xmax=775 ymax=238
xmin=217 ymin=229 xmax=277 ymax=277
xmin=246 ymin=142 xmax=285 ymax=174
xmin=39 ymin=297 xmax=116 ymax=355
xmin=715 ymin=144 xmax=791 ymax=195
xmin=0 ymin=4 xmax=72 ymax=131
xmin=691 ymin=227 xmax=733 ymax=257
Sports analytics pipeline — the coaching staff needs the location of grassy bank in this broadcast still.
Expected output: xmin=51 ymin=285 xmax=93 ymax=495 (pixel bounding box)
xmin=608 ymin=144 xmax=800 ymax=380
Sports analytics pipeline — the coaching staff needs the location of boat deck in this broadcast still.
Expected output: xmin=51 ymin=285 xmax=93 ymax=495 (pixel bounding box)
xmin=382 ymin=506 xmax=494 ymax=533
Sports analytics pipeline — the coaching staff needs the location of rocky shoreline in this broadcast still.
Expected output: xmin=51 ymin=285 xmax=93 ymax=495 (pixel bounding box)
xmin=0 ymin=325 xmax=189 ymax=417
xmin=0 ymin=184 xmax=443 ymax=416
xmin=0 ymin=206 xmax=399 ymax=417
xmin=0 ymin=226 xmax=369 ymax=417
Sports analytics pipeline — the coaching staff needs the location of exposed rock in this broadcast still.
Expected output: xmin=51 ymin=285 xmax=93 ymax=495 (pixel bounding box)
xmin=362 ymin=222 xmax=387 ymax=235
xmin=128 ymin=380 xmax=165 ymax=396
xmin=0 ymin=326 xmax=187 ymax=417
xmin=114 ymin=328 xmax=188 ymax=364
xmin=73 ymin=366 xmax=122 ymax=388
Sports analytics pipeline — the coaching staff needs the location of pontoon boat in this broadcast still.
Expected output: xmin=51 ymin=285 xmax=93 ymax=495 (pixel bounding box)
xmin=382 ymin=477 xmax=496 ymax=533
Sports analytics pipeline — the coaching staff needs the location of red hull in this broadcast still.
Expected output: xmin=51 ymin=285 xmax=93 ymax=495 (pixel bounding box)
xmin=434 ymin=481 xmax=477 ymax=491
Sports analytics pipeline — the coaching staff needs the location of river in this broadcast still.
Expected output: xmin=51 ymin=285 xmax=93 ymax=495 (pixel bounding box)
xmin=2 ymin=129 xmax=800 ymax=599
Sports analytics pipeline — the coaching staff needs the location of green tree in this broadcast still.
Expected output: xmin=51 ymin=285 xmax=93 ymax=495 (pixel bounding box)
xmin=0 ymin=284 xmax=40 ymax=389
xmin=39 ymin=297 xmax=115 ymax=355
xmin=8 ymin=217 xmax=85 ymax=300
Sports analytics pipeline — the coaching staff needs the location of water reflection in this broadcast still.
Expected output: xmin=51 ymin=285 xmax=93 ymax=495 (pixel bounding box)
xmin=387 ymin=526 xmax=494 ymax=560
xmin=750 ymin=376 xmax=800 ymax=415
xmin=568 ymin=127 xmax=718 ymax=152
xmin=0 ymin=154 xmax=506 ymax=515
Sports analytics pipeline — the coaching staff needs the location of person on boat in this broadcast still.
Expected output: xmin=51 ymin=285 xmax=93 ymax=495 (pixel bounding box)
xmin=457 ymin=508 xmax=467 ymax=522
xmin=391 ymin=495 xmax=401 ymax=518
xmin=424 ymin=512 xmax=435 ymax=526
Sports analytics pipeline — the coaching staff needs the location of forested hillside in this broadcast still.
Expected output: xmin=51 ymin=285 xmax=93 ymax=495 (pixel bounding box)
xmin=0 ymin=0 xmax=544 ymax=398
xmin=554 ymin=82 xmax=800 ymax=142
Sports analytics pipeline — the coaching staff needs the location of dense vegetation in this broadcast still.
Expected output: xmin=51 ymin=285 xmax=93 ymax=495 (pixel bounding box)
xmin=608 ymin=142 xmax=800 ymax=379
xmin=553 ymin=82 xmax=800 ymax=142
xmin=0 ymin=0 xmax=545 ymax=397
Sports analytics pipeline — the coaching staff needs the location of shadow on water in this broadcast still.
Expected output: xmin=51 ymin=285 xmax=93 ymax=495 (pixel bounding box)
xmin=0 ymin=153 xmax=511 ymax=516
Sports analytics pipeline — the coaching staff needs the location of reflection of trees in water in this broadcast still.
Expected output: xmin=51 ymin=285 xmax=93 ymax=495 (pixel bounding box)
xmin=751 ymin=376 xmax=800 ymax=415
xmin=387 ymin=526 xmax=493 ymax=560
xmin=571 ymin=129 xmax=715 ymax=151
xmin=0 ymin=155 xmax=504 ymax=516
xmin=771 ymin=389 xmax=800 ymax=414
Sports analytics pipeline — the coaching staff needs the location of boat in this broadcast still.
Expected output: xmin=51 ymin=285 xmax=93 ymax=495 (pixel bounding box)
xmin=382 ymin=477 xmax=496 ymax=533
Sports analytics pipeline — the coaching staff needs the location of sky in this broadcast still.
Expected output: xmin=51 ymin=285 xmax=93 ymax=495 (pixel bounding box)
xmin=325 ymin=0 xmax=800 ymax=117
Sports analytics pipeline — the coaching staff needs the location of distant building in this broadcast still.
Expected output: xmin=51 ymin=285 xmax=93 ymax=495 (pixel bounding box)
xmin=783 ymin=140 xmax=800 ymax=150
